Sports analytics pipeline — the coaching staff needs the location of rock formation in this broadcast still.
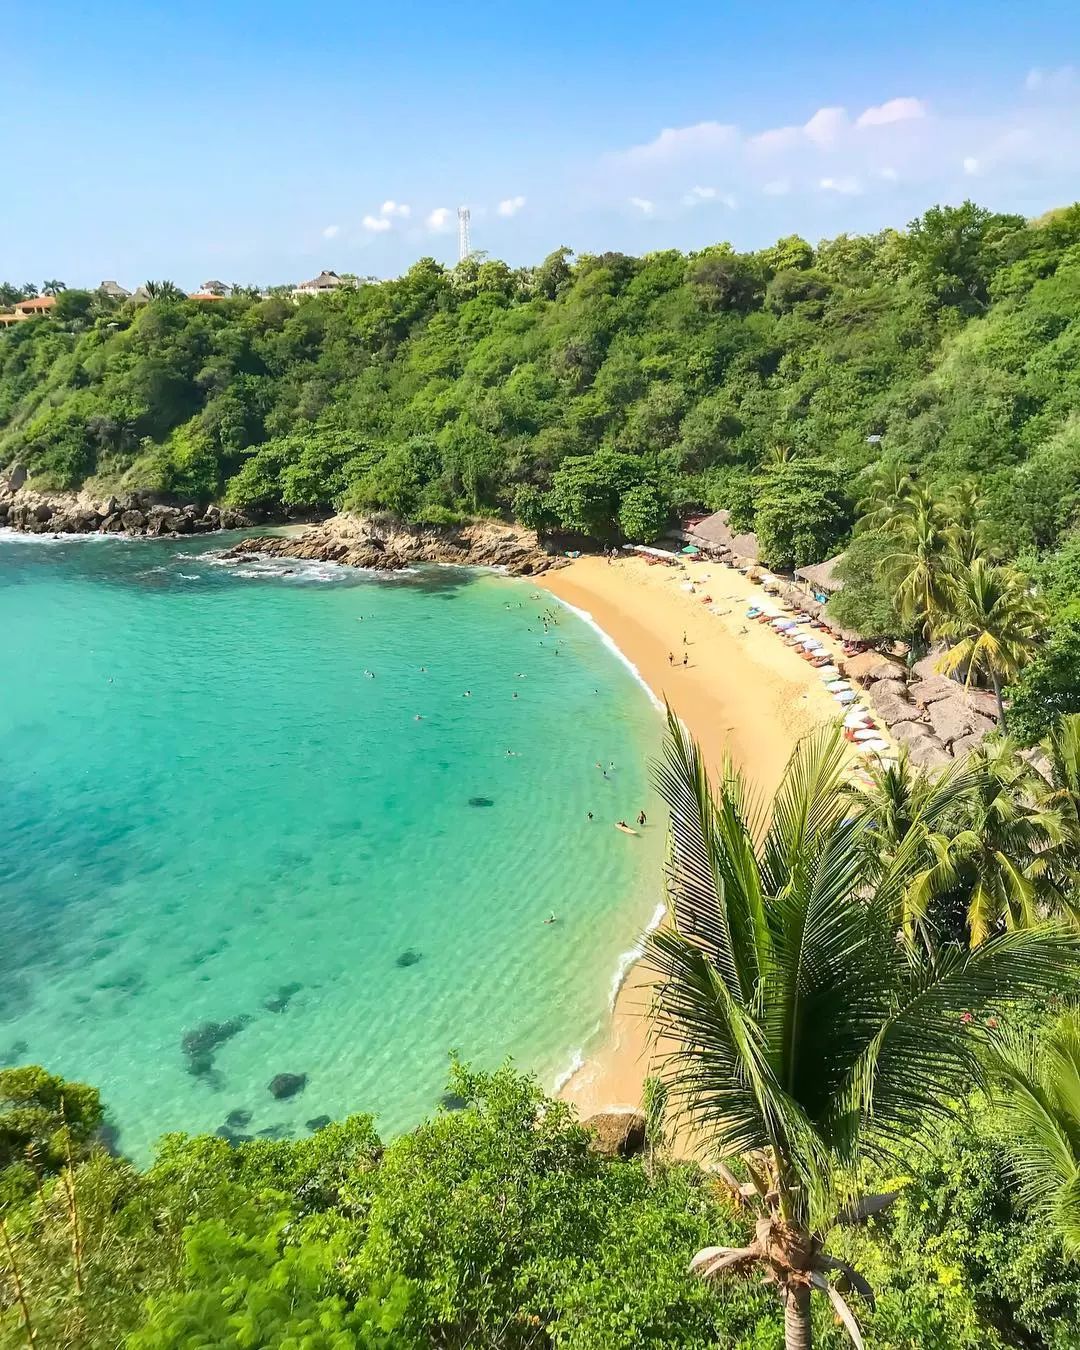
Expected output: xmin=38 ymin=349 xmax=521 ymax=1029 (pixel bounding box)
xmin=0 ymin=469 xmax=254 ymax=537
xmin=583 ymin=1109 xmax=648 ymax=1159
xmin=220 ymin=513 xmax=566 ymax=577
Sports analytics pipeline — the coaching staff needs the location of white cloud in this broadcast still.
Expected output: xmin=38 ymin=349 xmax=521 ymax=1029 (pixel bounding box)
xmin=380 ymin=200 xmax=411 ymax=218
xmin=803 ymin=106 xmax=848 ymax=146
xmin=603 ymin=78 xmax=1080 ymax=224
xmin=751 ymin=106 xmax=848 ymax=153
xmin=629 ymin=196 xmax=655 ymax=215
xmin=619 ymin=121 xmax=738 ymax=164
xmin=362 ymin=214 xmax=392 ymax=233
xmin=322 ymin=224 xmax=340 ymax=239
xmin=426 ymin=206 xmax=453 ymax=233
xmin=856 ymin=96 xmax=927 ymax=128
xmin=497 ymin=195 xmax=526 ymax=217
xmin=1026 ymin=65 xmax=1075 ymax=92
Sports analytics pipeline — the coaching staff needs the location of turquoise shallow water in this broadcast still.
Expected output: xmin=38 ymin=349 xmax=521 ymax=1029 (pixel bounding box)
xmin=0 ymin=533 xmax=663 ymax=1158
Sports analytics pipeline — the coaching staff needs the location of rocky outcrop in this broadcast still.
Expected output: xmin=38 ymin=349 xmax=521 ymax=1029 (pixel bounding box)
xmin=583 ymin=1109 xmax=647 ymax=1159
xmin=0 ymin=472 xmax=254 ymax=538
xmin=221 ymin=513 xmax=566 ymax=577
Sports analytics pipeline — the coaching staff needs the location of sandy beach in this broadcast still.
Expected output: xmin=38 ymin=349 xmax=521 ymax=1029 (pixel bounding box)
xmin=537 ymin=552 xmax=858 ymax=1126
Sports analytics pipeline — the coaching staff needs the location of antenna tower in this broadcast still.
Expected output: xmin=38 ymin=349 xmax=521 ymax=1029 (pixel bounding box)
xmin=457 ymin=206 xmax=471 ymax=262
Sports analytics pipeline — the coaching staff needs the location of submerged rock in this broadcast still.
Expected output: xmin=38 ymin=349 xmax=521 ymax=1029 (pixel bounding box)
xmin=0 ymin=1039 xmax=29 ymax=1067
xmin=214 ymin=1126 xmax=253 ymax=1146
xmin=264 ymin=981 xmax=303 ymax=1014
xmin=468 ymin=796 xmax=494 ymax=808
xmin=257 ymin=1123 xmax=291 ymax=1140
xmin=225 ymin=1108 xmax=252 ymax=1129
xmin=439 ymin=1092 xmax=468 ymax=1112
xmin=182 ymin=1015 xmax=251 ymax=1077
xmin=306 ymin=1115 xmax=332 ymax=1132
xmin=96 ymin=1122 xmax=123 ymax=1157
xmin=395 ymin=949 xmax=421 ymax=968
xmin=268 ymin=1072 xmax=307 ymax=1100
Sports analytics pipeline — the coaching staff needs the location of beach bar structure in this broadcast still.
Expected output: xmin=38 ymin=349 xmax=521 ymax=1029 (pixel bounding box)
xmin=680 ymin=510 xmax=760 ymax=568
xmin=795 ymin=553 xmax=846 ymax=603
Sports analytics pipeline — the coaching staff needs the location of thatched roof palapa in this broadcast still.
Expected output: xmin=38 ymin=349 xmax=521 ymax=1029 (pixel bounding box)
xmin=795 ymin=553 xmax=846 ymax=595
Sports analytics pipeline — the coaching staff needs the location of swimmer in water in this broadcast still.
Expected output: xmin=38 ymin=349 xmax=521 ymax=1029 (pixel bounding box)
xmin=544 ymin=913 xmax=557 ymax=925
xmin=587 ymin=811 xmax=593 ymax=820
xmin=414 ymin=715 xmax=424 ymax=721
xmin=637 ymin=810 xmax=647 ymax=826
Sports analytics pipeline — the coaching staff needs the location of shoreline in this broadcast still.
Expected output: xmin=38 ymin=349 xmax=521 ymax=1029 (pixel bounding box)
xmin=535 ymin=553 xmax=860 ymax=1126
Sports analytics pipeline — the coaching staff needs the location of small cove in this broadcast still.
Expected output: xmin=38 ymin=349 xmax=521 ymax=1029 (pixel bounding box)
xmin=0 ymin=533 xmax=663 ymax=1158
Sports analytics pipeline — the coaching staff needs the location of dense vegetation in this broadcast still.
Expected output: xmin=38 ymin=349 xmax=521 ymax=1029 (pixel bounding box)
xmin=5 ymin=715 xmax=1080 ymax=1348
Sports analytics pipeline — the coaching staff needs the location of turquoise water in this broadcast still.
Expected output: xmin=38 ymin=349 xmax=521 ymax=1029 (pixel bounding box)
xmin=0 ymin=533 xmax=663 ymax=1158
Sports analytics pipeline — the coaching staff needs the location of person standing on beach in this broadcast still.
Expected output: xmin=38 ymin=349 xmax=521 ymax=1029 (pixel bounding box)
xmin=637 ymin=810 xmax=647 ymax=826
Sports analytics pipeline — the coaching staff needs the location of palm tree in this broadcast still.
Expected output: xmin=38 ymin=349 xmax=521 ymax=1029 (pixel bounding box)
xmin=646 ymin=712 xmax=1074 ymax=1348
xmin=1033 ymin=714 xmax=1080 ymax=889
xmin=987 ymin=1012 xmax=1080 ymax=1255
xmin=850 ymin=752 xmax=979 ymax=947
xmin=879 ymin=489 xmax=953 ymax=653
xmin=935 ymin=558 xmax=1046 ymax=724
xmin=41 ymin=279 xmax=66 ymax=296
xmin=905 ymin=739 xmax=1068 ymax=948
xmin=854 ymin=461 xmax=917 ymax=532
xmin=942 ymin=479 xmax=991 ymax=566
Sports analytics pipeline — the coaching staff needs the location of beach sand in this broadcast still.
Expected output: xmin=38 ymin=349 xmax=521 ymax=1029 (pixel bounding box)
xmin=536 ymin=553 xmax=861 ymax=1127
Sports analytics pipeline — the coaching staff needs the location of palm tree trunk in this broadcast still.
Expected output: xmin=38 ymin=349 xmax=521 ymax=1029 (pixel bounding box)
xmin=784 ymin=1284 xmax=812 ymax=1350
xmin=990 ymin=669 xmax=1006 ymax=728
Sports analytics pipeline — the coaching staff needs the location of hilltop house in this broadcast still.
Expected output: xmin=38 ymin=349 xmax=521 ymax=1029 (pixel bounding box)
xmin=98 ymin=280 xmax=131 ymax=301
xmin=0 ymin=295 xmax=57 ymax=326
xmin=292 ymin=270 xmax=346 ymax=297
xmin=191 ymin=280 xmax=230 ymax=299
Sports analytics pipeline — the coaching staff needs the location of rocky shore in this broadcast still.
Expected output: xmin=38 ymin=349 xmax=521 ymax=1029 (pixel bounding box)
xmin=0 ymin=470 xmax=256 ymax=537
xmin=221 ymin=513 xmax=566 ymax=576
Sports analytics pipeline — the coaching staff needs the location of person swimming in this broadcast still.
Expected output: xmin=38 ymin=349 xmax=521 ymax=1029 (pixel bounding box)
xmin=463 ymin=690 xmax=472 ymax=697
xmin=587 ymin=811 xmax=593 ymax=820
xmin=544 ymin=913 xmax=557 ymax=924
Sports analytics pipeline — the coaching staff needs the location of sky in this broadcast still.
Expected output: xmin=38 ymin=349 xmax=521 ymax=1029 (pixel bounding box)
xmin=2 ymin=0 xmax=1080 ymax=288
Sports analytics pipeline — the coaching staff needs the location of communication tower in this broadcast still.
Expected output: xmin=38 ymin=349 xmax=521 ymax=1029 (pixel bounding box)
xmin=457 ymin=206 xmax=471 ymax=262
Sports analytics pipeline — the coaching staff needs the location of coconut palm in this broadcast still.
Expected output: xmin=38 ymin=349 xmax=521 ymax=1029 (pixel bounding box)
xmin=849 ymin=751 xmax=980 ymax=948
xmin=905 ymin=739 xmax=1069 ymax=948
xmin=646 ymin=712 xmax=1075 ymax=1348
xmin=879 ymin=489 xmax=953 ymax=652
xmin=1033 ymin=713 xmax=1080 ymax=890
xmin=987 ymin=1012 xmax=1080 ymax=1255
xmin=41 ymin=279 xmax=66 ymax=296
xmin=935 ymin=558 xmax=1046 ymax=724
xmin=942 ymin=479 xmax=990 ymax=566
xmin=854 ymin=461 xmax=917 ymax=532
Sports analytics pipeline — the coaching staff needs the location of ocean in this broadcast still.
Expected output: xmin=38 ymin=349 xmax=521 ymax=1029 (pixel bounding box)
xmin=0 ymin=532 xmax=664 ymax=1158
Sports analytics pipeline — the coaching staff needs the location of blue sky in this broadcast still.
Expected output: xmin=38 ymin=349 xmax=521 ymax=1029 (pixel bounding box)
xmin=2 ymin=0 xmax=1079 ymax=288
